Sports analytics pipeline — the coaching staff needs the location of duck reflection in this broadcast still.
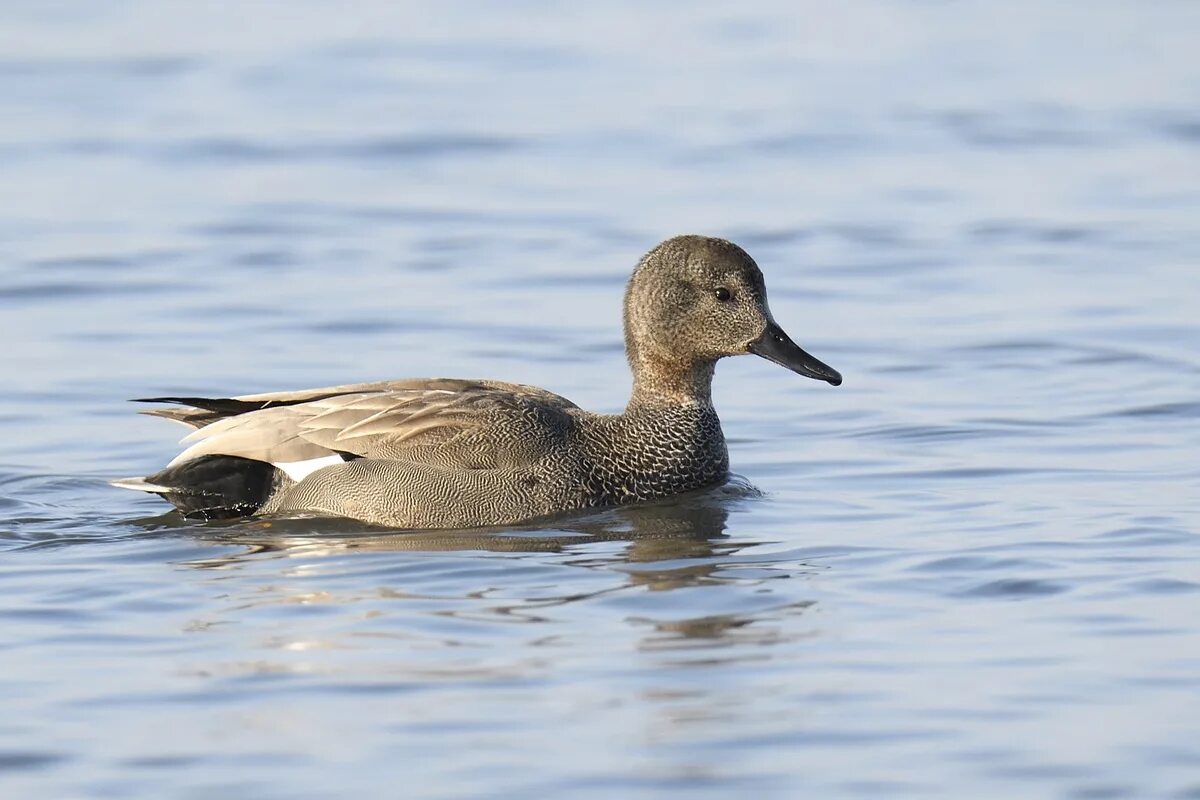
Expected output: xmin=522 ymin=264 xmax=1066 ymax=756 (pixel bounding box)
xmin=127 ymin=478 xmax=816 ymax=657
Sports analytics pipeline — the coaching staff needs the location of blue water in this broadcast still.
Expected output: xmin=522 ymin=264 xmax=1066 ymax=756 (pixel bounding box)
xmin=2 ymin=2 xmax=1199 ymax=798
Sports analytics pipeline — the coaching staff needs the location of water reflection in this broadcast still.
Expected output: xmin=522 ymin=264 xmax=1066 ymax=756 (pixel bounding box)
xmin=119 ymin=480 xmax=812 ymax=664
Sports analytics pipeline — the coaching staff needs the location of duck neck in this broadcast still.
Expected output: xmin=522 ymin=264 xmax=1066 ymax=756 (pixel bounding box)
xmin=584 ymin=351 xmax=727 ymax=503
xmin=626 ymin=350 xmax=717 ymax=412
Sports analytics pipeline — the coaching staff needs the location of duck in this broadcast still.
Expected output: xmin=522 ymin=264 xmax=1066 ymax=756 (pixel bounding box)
xmin=113 ymin=235 xmax=842 ymax=528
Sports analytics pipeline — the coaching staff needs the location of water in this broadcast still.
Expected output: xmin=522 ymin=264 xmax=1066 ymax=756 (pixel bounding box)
xmin=2 ymin=1 xmax=1199 ymax=798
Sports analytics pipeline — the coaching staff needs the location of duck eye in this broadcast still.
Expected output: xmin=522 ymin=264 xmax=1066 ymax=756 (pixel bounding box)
xmin=713 ymin=287 xmax=732 ymax=302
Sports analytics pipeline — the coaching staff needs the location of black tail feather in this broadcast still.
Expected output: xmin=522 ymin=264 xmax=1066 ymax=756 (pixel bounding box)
xmin=146 ymin=455 xmax=283 ymax=521
xmin=133 ymin=396 xmax=272 ymax=416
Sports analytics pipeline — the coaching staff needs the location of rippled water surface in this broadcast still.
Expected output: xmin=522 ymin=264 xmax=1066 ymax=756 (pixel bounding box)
xmin=3 ymin=2 xmax=1199 ymax=798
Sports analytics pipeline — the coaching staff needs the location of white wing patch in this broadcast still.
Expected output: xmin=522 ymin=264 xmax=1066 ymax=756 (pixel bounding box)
xmin=274 ymin=455 xmax=345 ymax=481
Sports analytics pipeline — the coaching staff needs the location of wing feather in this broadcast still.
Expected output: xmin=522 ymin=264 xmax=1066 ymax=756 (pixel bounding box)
xmin=139 ymin=378 xmax=578 ymax=471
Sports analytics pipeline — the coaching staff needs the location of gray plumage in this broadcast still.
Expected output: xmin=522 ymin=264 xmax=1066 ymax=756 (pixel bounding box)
xmin=114 ymin=235 xmax=842 ymax=528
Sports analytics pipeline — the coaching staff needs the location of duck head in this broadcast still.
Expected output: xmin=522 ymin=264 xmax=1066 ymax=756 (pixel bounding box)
xmin=624 ymin=235 xmax=841 ymax=403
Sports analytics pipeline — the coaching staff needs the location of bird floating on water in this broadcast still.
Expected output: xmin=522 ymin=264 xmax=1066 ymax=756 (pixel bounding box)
xmin=113 ymin=235 xmax=842 ymax=528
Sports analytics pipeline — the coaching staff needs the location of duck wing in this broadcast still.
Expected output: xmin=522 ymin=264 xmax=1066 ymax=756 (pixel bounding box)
xmin=138 ymin=378 xmax=573 ymax=427
xmin=140 ymin=379 xmax=579 ymax=477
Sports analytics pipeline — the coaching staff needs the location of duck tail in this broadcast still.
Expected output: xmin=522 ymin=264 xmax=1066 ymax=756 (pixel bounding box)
xmin=110 ymin=476 xmax=175 ymax=493
xmin=111 ymin=455 xmax=283 ymax=520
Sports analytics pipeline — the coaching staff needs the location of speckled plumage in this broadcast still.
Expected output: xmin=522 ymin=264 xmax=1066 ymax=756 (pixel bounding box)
xmin=114 ymin=235 xmax=841 ymax=528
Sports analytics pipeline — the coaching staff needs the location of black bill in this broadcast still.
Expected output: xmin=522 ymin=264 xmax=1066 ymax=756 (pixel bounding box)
xmin=749 ymin=321 xmax=842 ymax=386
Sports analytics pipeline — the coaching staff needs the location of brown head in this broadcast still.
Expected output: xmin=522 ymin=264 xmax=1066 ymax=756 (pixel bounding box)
xmin=623 ymin=235 xmax=841 ymax=406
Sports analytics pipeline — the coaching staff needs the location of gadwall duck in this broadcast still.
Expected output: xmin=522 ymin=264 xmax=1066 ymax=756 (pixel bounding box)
xmin=113 ymin=235 xmax=841 ymax=527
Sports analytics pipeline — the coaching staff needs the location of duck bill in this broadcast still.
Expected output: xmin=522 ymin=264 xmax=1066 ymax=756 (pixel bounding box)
xmin=749 ymin=321 xmax=842 ymax=386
